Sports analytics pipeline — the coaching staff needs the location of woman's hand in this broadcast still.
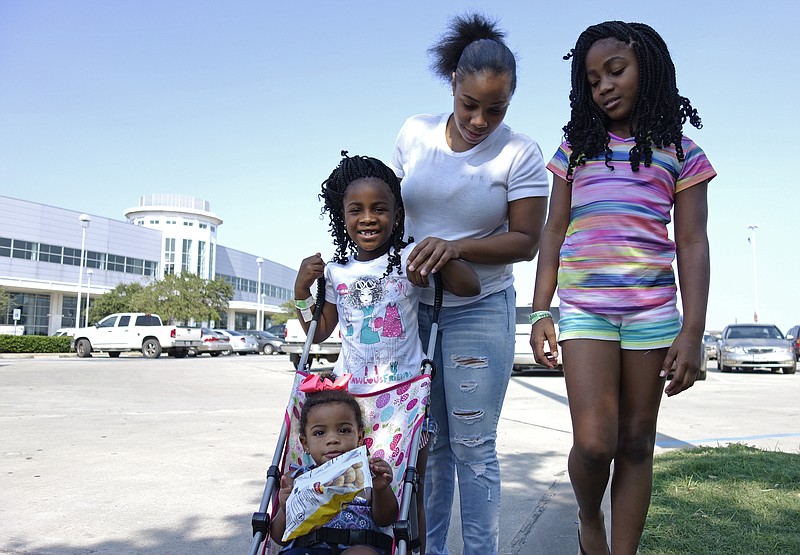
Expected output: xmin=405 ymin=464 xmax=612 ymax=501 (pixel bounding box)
xmin=530 ymin=318 xmax=559 ymax=369
xmin=407 ymin=237 xmax=461 ymax=278
xmin=369 ymin=457 xmax=394 ymax=491
xmin=662 ymin=331 xmax=702 ymax=397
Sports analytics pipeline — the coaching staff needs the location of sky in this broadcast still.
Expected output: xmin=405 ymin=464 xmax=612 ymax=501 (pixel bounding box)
xmin=1 ymin=0 xmax=798 ymax=334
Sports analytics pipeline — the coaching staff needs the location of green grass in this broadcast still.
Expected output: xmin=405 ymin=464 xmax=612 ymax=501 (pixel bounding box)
xmin=641 ymin=443 xmax=800 ymax=554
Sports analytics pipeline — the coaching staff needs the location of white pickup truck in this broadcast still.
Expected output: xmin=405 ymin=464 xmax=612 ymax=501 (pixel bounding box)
xmin=281 ymin=318 xmax=342 ymax=369
xmin=71 ymin=313 xmax=202 ymax=359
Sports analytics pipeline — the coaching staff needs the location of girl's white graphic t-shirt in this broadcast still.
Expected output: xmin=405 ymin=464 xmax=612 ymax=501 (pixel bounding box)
xmin=324 ymin=245 xmax=425 ymax=394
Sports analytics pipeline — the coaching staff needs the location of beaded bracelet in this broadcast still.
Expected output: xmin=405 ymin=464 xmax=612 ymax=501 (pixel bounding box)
xmin=528 ymin=310 xmax=553 ymax=325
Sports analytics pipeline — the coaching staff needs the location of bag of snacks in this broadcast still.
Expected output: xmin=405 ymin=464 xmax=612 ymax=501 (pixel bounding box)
xmin=282 ymin=445 xmax=372 ymax=542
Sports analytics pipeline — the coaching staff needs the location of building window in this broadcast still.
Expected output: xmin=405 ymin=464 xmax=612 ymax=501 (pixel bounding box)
xmin=1 ymin=292 xmax=51 ymax=336
xmin=144 ymin=260 xmax=158 ymax=277
xmin=0 ymin=237 xmax=10 ymax=257
xmin=61 ymin=296 xmax=78 ymax=329
xmin=199 ymin=223 xmax=207 ymax=229
xmin=181 ymin=239 xmax=192 ymax=273
xmin=63 ymin=247 xmax=81 ymax=266
xmin=210 ymin=225 xmax=216 ymax=232
xmin=149 ymin=219 xmax=159 ymax=224
xmin=164 ymin=238 xmax=176 ymax=275
xmin=183 ymin=221 xmax=193 ymax=227
xmin=39 ymin=244 xmax=63 ymax=264
xmin=126 ymin=257 xmax=144 ymax=275
xmin=107 ymin=254 xmax=125 ymax=272
xmin=85 ymin=251 xmax=106 ymax=270
xmin=197 ymin=241 xmax=206 ymax=277
xmin=11 ymin=239 xmax=36 ymax=260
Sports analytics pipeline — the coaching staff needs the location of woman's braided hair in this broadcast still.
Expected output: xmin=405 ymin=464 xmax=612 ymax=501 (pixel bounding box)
xmin=562 ymin=21 xmax=702 ymax=180
xmin=319 ymin=151 xmax=408 ymax=277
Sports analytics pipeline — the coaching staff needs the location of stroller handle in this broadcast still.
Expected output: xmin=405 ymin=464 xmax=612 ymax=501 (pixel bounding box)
xmin=296 ymin=278 xmax=326 ymax=372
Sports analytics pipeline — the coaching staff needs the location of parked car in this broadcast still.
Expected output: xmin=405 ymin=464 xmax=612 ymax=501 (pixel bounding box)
xmin=266 ymin=323 xmax=286 ymax=339
xmin=703 ymin=331 xmax=717 ymax=360
xmin=785 ymin=325 xmax=800 ymax=361
xmin=191 ymin=328 xmax=233 ymax=357
xmin=281 ymin=318 xmax=341 ymax=369
xmin=717 ymin=323 xmax=795 ymax=374
xmin=241 ymin=329 xmax=284 ymax=355
xmin=513 ymin=305 xmax=561 ymax=372
xmin=71 ymin=313 xmax=202 ymax=358
xmin=214 ymin=329 xmax=259 ymax=355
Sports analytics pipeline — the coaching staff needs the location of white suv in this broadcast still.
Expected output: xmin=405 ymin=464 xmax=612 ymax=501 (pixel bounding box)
xmin=513 ymin=305 xmax=561 ymax=372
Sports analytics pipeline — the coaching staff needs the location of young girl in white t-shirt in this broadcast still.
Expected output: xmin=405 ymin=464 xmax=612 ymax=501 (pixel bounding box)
xmin=294 ymin=151 xmax=480 ymax=393
xmin=294 ymin=151 xmax=480 ymax=554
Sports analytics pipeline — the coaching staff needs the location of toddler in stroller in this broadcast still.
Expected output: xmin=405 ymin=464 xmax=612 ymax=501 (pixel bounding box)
xmin=269 ymin=372 xmax=397 ymax=555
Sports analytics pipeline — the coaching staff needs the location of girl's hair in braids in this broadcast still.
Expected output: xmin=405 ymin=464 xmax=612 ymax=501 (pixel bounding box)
xmin=428 ymin=12 xmax=517 ymax=94
xmin=299 ymin=372 xmax=364 ymax=437
xmin=319 ymin=151 xmax=408 ymax=277
xmin=562 ymin=21 xmax=702 ymax=180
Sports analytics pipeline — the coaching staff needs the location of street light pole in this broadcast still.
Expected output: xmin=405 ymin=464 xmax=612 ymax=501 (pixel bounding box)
xmin=256 ymin=257 xmax=263 ymax=331
xmin=76 ymin=214 xmax=91 ymax=328
xmin=85 ymin=269 xmax=93 ymax=327
xmin=747 ymin=224 xmax=759 ymax=322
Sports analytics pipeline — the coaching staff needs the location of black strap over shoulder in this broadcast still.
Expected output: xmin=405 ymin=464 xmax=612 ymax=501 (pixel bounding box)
xmin=294 ymin=527 xmax=394 ymax=551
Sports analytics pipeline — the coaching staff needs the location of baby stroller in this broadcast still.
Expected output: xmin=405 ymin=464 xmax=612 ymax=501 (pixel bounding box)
xmin=249 ymin=275 xmax=442 ymax=555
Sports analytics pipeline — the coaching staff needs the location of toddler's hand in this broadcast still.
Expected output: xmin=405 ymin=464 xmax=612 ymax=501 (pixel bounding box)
xmin=369 ymin=457 xmax=393 ymax=491
xmin=277 ymin=472 xmax=295 ymax=508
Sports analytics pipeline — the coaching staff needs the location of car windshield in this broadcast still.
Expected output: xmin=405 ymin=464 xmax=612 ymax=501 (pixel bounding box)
xmin=726 ymin=326 xmax=783 ymax=339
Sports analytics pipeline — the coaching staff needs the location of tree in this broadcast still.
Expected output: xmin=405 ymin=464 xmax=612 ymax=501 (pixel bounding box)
xmin=0 ymin=286 xmax=10 ymax=316
xmin=87 ymin=282 xmax=147 ymax=324
xmin=269 ymin=300 xmax=296 ymax=325
xmin=144 ymin=273 xmax=233 ymax=324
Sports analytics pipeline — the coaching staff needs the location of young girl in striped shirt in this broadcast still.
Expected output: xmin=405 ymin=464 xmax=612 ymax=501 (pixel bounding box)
xmin=529 ymin=21 xmax=715 ymax=555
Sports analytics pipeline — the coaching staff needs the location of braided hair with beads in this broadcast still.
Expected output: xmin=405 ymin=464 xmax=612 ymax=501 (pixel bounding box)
xmin=319 ymin=151 xmax=408 ymax=278
xmin=562 ymin=21 xmax=703 ymax=180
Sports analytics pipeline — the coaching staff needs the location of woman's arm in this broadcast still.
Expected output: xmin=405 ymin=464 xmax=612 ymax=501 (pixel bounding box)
xmin=438 ymin=259 xmax=481 ymax=297
xmin=529 ymin=176 xmax=571 ymax=367
xmin=663 ymin=180 xmax=710 ymax=396
xmin=406 ymin=196 xmax=548 ymax=276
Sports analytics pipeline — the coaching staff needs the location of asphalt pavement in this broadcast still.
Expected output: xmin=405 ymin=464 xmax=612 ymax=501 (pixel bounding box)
xmin=0 ymin=353 xmax=798 ymax=555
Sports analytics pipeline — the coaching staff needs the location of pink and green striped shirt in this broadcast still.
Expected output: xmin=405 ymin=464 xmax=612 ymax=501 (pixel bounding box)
xmin=547 ymin=133 xmax=716 ymax=315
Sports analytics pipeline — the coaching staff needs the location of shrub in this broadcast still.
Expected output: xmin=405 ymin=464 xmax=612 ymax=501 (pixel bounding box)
xmin=0 ymin=335 xmax=72 ymax=353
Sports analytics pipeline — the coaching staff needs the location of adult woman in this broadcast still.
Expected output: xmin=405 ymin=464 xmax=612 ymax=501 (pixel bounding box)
xmin=390 ymin=13 xmax=549 ymax=555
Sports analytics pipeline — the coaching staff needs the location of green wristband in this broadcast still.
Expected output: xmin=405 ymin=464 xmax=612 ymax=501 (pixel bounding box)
xmin=294 ymin=296 xmax=314 ymax=310
xmin=529 ymin=310 xmax=553 ymax=325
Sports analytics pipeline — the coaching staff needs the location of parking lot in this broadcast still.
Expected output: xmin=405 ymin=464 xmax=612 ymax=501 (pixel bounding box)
xmin=0 ymin=354 xmax=798 ymax=554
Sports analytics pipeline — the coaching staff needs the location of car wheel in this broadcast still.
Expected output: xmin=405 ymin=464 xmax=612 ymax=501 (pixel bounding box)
xmin=719 ymin=362 xmax=731 ymax=373
xmin=75 ymin=339 xmax=92 ymax=358
xmin=783 ymin=365 xmax=797 ymax=375
xmin=263 ymin=344 xmax=275 ymax=355
xmin=108 ymin=351 xmax=121 ymax=358
xmin=142 ymin=338 xmax=162 ymax=359
xmin=209 ymin=352 xmax=220 ymax=357
xmin=221 ymin=349 xmax=231 ymax=356
xmin=238 ymin=352 xmax=248 ymax=356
